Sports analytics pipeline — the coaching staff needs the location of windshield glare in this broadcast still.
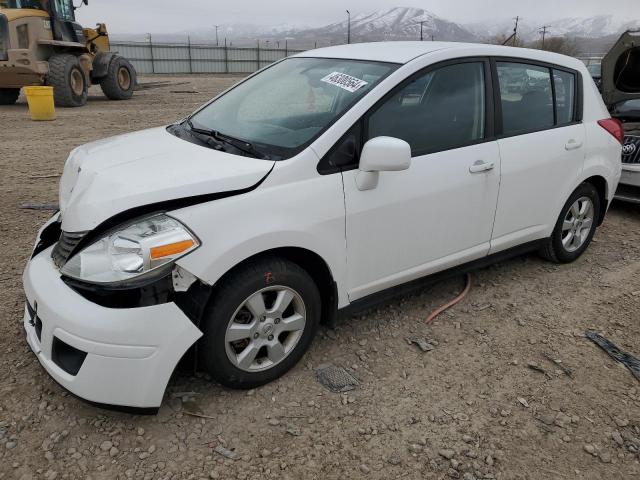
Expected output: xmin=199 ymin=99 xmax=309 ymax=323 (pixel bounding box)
xmin=189 ymin=57 xmax=398 ymax=159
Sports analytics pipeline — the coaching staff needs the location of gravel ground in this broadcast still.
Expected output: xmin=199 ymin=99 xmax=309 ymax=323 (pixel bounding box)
xmin=1 ymin=75 xmax=639 ymax=480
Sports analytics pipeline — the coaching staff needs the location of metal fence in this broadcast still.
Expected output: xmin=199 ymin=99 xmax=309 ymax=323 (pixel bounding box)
xmin=110 ymin=41 xmax=305 ymax=75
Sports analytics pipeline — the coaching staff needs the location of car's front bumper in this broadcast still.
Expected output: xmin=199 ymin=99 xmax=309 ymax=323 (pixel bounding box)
xmin=23 ymin=245 xmax=202 ymax=409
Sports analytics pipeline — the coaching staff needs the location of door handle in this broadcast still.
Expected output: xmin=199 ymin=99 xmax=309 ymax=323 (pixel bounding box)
xmin=469 ymin=160 xmax=495 ymax=173
xmin=565 ymin=139 xmax=583 ymax=151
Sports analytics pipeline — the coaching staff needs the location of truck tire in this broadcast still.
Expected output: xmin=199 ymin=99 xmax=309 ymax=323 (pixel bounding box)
xmin=100 ymin=56 xmax=136 ymax=100
xmin=47 ymin=54 xmax=88 ymax=107
xmin=0 ymin=88 xmax=20 ymax=105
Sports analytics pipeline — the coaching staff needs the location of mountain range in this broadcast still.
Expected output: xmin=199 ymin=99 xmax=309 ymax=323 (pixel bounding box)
xmin=111 ymin=7 xmax=640 ymax=54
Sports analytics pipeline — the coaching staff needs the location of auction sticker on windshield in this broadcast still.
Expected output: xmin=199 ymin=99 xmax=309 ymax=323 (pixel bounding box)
xmin=321 ymin=72 xmax=369 ymax=93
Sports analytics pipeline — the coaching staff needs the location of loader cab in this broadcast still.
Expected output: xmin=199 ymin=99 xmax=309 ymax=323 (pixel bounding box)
xmin=1 ymin=0 xmax=86 ymax=44
xmin=49 ymin=0 xmax=86 ymax=44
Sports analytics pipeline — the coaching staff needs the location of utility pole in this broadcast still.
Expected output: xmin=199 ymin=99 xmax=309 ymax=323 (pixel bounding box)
xmin=419 ymin=20 xmax=424 ymax=41
xmin=539 ymin=25 xmax=551 ymax=49
xmin=512 ymin=16 xmax=520 ymax=46
xmin=213 ymin=25 xmax=220 ymax=46
xmin=346 ymin=10 xmax=351 ymax=44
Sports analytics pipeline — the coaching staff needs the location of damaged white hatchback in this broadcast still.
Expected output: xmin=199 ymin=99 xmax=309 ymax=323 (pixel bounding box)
xmin=23 ymin=41 xmax=622 ymax=410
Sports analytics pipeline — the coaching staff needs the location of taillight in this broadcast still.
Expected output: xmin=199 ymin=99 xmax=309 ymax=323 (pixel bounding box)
xmin=598 ymin=118 xmax=624 ymax=145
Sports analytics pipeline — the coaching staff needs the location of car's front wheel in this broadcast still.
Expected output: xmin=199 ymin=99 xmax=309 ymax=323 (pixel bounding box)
xmin=540 ymin=182 xmax=600 ymax=263
xmin=199 ymin=256 xmax=321 ymax=389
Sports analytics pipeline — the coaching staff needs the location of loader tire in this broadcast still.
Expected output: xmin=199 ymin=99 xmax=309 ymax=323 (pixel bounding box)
xmin=0 ymin=88 xmax=20 ymax=105
xmin=100 ymin=56 xmax=136 ymax=100
xmin=47 ymin=54 xmax=88 ymax=107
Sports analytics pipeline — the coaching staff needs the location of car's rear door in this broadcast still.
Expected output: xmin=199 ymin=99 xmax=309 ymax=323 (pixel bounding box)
xmin=490 ymin=60 xmax=585 ymax=253
xmin=340 ymin=59 xmax=502 ymax=301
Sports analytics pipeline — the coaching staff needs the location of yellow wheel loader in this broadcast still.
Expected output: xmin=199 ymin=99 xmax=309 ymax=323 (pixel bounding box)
xmin=0 ymin=0 xmax=136 ymax=107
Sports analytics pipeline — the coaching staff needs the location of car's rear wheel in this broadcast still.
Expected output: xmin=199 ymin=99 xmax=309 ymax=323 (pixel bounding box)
xmin=0 ymin=88 xmax=20 ymax=105
xmin=540 ymin=182 xmax=600 ymax=263
xmin=199 ymin=256 xmax=321 ymax=389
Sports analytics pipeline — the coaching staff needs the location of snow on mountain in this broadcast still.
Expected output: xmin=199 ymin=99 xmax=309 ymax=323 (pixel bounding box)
xmin=289 ymin=7 xmax=477 ymax=44
xmin=470 ymin=14 xmax=640 ymax=43
xmin=112 ymin=7 xmax=639 ymax=48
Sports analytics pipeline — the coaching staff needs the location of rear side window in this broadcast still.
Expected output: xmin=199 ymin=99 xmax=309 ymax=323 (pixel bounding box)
xmin=497 ymin=62 xmax=554 ymax=135
xmin=367 ymin=62 xmax=486 ymax=156
xmin=553 ymin=70 xmax=576 ymax=125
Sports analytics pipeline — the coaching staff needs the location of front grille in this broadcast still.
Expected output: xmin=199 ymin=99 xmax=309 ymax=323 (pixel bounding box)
xmin=622 ymin=135 xmax=640 ymax=165
xmin=51 ymin=231 xmax=87 ymax=268
xmin=0 ymin=14 xmax=8 ymax=61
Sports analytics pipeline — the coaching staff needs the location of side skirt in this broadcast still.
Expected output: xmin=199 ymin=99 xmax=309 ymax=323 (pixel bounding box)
xmin=338 ymin=239 xmax=546 ymax=319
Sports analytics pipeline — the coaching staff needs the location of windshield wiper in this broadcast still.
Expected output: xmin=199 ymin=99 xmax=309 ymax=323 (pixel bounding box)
xmin=185 ymin=119 xmax=269 ymax=159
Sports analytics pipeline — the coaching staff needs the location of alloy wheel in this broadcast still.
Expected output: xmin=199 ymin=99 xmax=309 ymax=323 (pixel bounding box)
xmin=561 ymin=196 xmax=594 ymax=253
xmin=224 ymin=286 xmax=306 ymax=372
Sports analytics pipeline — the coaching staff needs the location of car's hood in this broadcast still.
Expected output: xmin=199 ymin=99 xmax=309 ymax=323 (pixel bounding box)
xmin=59 ymin=127 xmax=275 ymax=232
xmin=601 ymin=30 xmax=640 ymax=107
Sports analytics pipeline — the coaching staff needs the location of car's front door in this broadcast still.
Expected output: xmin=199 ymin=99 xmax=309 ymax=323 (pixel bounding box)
xmin=341 ymin=59 xmax=501 ymax=301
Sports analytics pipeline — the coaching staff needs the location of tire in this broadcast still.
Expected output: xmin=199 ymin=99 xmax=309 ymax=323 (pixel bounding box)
xmin=199 ymin=256 xmax=321 ymax=389
xmin=539 ymin=182 xmax=600 ymax=263
xmin=47 ymin=54 xmax=88 ymax=107
xmin=0 ymin=88 xmax=20 ymax=105
xmin=100 ymin=56 xmax=136 ymax=100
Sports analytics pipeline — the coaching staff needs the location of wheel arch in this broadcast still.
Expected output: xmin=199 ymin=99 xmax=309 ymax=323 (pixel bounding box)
xmin=179 ymin=245 xmax=340 ymax=333
xmin=581 ymin=175 xmax=609 ymax=226
xmin=211 ymin=247 xmax=339 ymax=328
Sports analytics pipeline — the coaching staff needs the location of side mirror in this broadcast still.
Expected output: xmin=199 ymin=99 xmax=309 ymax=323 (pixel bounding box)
xmin=356 ymin=136 xmax=411 ymax=191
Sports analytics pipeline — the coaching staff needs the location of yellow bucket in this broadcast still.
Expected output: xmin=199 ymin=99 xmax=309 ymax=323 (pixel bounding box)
xmin=23 ymin=86 xmax=56 ymax=121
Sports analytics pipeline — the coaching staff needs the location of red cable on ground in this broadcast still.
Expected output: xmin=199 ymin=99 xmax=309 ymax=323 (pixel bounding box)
xmin=425 ymin=273 xmax=472 ymax=324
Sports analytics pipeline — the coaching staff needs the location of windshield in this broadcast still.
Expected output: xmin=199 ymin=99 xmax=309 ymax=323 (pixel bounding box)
xmin=188 ymin=57 xmax=398 ymax=159
xmin=1 ymin=0 xmax=47 ymax=9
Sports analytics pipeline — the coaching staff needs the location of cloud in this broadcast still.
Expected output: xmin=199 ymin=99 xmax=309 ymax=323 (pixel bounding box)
xmin=75 ymin=0 xmax=639 ymax=34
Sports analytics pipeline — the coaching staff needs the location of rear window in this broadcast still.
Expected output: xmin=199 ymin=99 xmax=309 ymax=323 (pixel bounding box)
xmin=497 ymin=61 xmax=578 ymax=136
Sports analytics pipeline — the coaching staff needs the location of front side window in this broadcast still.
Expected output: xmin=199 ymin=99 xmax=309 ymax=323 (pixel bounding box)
xmin=497 ymin=62 xmax=554 ymax=135
xmin=367 ymin=62 xmax=486 ymax=156
xmin=4 ymin=0 xmax=47 ymax=9
xmin=53 ymin=0 xmax=74 ymax=21
xmin=189 ymin=57 xmax=397 ymax=159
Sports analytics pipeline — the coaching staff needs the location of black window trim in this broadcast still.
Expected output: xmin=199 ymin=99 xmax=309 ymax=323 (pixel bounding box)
xmin=317 ymin=55 xmax=584 ymax=175
xmin=490 ymin=56 xmax=584 ymax=140
xmin=318 ymin=56 xmax=495 ymax=174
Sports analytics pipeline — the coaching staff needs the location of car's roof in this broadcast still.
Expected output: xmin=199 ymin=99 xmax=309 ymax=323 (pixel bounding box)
xmin=294 ymin=41 xmax=583 ymax=69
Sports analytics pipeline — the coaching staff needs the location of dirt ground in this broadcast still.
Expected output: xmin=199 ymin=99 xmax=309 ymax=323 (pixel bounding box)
xmin=1 ymin=75 xmax=639 ymax=480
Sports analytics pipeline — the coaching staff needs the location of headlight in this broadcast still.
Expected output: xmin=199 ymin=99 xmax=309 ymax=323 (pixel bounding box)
xmin=61 ymin=214 xmax=199 ymax=284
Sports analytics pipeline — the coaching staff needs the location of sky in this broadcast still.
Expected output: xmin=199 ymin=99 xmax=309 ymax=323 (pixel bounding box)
xmin=75 ymin=0 xmax=640 ymax=33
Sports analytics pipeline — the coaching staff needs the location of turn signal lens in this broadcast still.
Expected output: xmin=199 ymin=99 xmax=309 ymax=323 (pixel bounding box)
xmin=150 ymin=239 xmax=195 ymax=259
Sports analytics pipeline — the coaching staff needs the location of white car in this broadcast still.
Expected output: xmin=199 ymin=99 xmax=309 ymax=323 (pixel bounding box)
xmin=23 ymin=42 xmax=622 ymax=410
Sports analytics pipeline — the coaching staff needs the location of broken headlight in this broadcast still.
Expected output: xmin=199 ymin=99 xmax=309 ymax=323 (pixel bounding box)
xmin=61 ymin=214 xmax=200 ymax=285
